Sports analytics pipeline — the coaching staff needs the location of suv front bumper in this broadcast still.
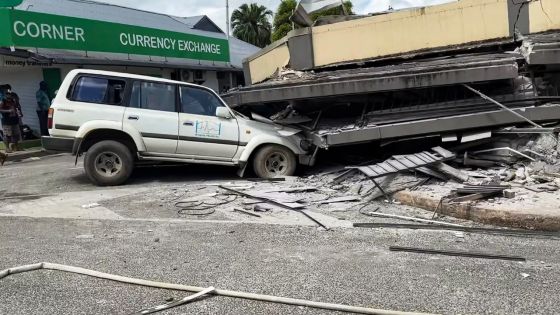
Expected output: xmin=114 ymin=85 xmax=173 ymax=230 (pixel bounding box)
xmin=41 ymin=136 xmax=74 ymax=153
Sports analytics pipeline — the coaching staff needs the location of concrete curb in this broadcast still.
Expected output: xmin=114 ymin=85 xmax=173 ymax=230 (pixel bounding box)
xmin=393 ymin=190 xmax=560 ymax=231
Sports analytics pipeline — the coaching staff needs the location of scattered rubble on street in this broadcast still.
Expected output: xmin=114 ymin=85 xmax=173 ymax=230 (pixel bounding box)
xmin=98 ymin=128 xmax=560 ymax=232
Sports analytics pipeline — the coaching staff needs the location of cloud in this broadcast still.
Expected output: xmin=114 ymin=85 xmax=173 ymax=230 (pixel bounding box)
xmin=98 ymin=0 xmax=454 ymax=32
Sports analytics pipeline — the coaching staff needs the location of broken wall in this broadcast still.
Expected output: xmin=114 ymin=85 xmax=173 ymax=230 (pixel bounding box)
xmin=243 ymin=0 xmax=560 ymax=85
xmin=529 ymin=0 xmax=560 ymax=33
xmin=311 ymin=0 xmax=510 ymax=68
xmin=244 ymin=39 xmax=291 ymax=87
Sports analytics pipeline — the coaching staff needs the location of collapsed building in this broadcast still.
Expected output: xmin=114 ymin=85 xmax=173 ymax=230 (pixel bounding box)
xmin=223 ymin=0 xmax=560 ymax=152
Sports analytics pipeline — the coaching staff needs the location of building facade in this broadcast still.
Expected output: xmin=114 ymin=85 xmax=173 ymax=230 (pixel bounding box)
xmin=0 ymin=0 xmax=260 ymax=134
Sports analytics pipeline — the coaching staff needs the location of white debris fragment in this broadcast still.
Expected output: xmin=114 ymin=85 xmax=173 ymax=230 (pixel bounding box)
xmin=454 ymin=232 xmax=465 ymax=238
xmin=521 ymin=273 xmax=530 ymax=278
xmin=81 ymin=203 xmax=101 ymax=209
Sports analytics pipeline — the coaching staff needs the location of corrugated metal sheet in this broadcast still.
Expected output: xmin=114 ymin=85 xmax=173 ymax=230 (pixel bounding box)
xmin=355 ymin=147 xmax=454 ymax=179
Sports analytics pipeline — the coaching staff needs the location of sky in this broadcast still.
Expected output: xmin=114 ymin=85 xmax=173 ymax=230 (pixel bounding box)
xmin=98 ymin=0 xmax=454 ymax=33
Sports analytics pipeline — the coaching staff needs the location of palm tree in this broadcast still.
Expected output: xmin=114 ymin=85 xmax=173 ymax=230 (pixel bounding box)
xmin=231 ymin=3 xmax=273 ymax=48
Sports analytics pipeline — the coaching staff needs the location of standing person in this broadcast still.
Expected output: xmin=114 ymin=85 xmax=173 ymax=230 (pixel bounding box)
xmin=0 ymin=85 xmax=22 ymax=153
xmin=36 ymin=81 xmax=51 ymax=136
xmin=0 ymin=85 xmax=6 ymax=165
xmin=6 ymin=85 xmax=24 ymax=142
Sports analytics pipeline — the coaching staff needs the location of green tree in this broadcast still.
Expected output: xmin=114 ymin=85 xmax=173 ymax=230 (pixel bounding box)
xmin=272 ymin=0 xmax=297 ymax=41
xmin=311 ymin=1 xmax=354 ymax=20
xmin=272 ymin=0 xmax=354 ymax=42
xmin=231 ymin=3 xmax=273 ymax=48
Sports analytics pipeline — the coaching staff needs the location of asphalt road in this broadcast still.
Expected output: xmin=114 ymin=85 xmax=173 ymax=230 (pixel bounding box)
xmin=1 ymin=155 xmax=560 ymax=314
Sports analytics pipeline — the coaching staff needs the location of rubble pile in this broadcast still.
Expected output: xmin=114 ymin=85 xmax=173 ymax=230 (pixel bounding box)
xmin=109 ymin=128 xmax=560 ymax=231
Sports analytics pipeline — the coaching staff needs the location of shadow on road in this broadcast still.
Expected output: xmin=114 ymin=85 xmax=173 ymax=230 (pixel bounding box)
xmin=68 ymin=164 xmax=240 ymax=186
xmin=129 ymin=164 xmax=239 ymax=184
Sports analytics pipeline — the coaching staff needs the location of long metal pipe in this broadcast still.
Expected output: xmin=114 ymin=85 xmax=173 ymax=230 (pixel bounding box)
xmin=0 ymin=262 xmax=433 ymax=315
xmin=462 ymin=84 xmax=542 ymax=128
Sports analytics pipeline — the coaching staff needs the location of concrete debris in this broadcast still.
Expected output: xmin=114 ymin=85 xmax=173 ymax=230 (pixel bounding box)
xmin=316 ymin=196 xmax=361 ymax=205
xmin=472 ymin=147 xmax=536 ymax=162
xmin=454 ymin=232 xmax=465 ymax=238
xmin=81 ymin=203 xmax=101 ymax=209
xmin=233 ymin=207 xmax=262 ymax=218
xmin=273 ymin=67 xmax=314 ymax=82
xmin=142 ymin=131 xmax=560 ymax=231
xmin=349 ymin=183 xmax=362 ymax=195
xmin=503 ymin=190 xmax=516 ymax=199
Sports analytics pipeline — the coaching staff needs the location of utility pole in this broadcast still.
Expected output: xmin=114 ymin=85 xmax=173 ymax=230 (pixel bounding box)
xmin=226 ymin=0 xmax=230 ymax=40
xmin=226 ymin=0 xmax=234 ymax=89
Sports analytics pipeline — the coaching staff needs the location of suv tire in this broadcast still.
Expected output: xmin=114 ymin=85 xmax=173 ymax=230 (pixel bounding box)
xmin=253 ymin=145 xmax=296 ymax=178
xmin=84 ymin=140 xmax=134 ymax=186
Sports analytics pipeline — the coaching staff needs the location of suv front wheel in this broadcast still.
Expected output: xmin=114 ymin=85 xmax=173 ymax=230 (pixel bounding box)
xmin=84 ymin=140 xmax=134 ymax=186
xmin=253 ymin=144 xmax=297 ymax=178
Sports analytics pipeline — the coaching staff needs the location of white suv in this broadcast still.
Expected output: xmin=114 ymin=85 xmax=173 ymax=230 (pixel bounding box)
xmin=42 ymin=69 xmax=313 ymax=186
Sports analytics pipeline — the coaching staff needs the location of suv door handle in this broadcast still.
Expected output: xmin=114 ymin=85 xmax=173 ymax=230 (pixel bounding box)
xmin=128 ymin=115 xmax=139 ymax=120
xmin=183 ymin=121 xmax=194 ymax=126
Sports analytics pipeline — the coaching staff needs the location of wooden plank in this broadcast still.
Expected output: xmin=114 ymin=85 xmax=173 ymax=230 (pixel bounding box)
xmin=430 ymin=162 xmax=470 ymax=183
xmin=415 ymin=167 xmax=449 ymax=180
xmin=431 ymin=146 xmax=455 ymax=159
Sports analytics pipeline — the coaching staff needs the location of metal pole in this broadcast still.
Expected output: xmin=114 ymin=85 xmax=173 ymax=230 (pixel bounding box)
xmin=226 ymin=0 xmax=231 ymax=66
xmin=226 ymin=0 xmax=230 ymax=39
xmin=462 ymin=84 xmax=541 ymax=128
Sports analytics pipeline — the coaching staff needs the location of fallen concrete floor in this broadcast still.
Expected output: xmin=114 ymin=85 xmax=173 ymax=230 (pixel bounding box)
xmin=1 ymin=155 xmax=560 ymax=314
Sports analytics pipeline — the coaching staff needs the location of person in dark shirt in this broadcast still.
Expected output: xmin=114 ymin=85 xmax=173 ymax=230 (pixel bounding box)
xmin=36 ymin=81 xmax=51 ymax=136
xmin=0 ymin=84 xmax=22 ymax=153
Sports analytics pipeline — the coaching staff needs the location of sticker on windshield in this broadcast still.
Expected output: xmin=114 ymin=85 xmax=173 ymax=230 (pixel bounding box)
xmin=195 ymin=121 xmax=221 ymax=138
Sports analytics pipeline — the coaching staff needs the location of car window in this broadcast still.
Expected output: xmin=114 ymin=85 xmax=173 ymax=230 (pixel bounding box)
xmin=130 ymin=81 xmax=176 ymax=112
xmin=71 ymin=76 xmax=126 ymax=105
xmin=180 ymin=86 xmax=224 ymax=116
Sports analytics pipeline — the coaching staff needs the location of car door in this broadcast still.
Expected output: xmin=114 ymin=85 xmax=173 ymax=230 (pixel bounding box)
xmin=124 ymin=81 xmax=178 ymax=154
xmin=177 ymin=85 xmax=239 ymax=159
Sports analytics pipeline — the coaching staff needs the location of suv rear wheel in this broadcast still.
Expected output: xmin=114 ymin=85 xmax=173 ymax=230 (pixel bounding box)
xmin=84 ymin=140 xmax=134 ymax=186
xmin=253 ymin=145 xmax=297 ymax=178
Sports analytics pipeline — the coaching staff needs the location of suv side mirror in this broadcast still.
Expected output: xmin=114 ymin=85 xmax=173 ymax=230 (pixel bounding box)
xmin=216 ymin=107 xmax=232 ymax=119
